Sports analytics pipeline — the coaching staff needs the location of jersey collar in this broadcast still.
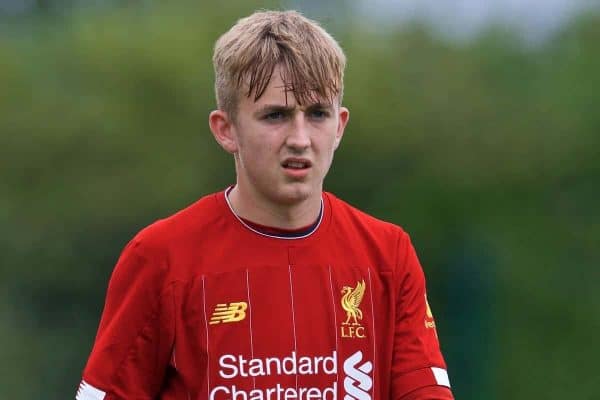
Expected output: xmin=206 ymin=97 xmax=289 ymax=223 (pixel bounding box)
xmin=224 ymin=186 xmax=324 ymax=240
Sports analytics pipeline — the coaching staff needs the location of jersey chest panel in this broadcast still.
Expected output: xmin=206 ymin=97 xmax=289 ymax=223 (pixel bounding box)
xmin=173 ymin=262 xmax=393 ymax=400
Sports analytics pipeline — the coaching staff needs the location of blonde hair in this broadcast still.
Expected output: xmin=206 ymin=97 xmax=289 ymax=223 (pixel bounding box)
xmin=213 ymin=10 xmax=346 ymax=118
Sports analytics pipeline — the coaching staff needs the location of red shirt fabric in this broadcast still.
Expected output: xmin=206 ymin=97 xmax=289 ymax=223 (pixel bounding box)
xmin=78 ymin=190 xmax=452 ymax=400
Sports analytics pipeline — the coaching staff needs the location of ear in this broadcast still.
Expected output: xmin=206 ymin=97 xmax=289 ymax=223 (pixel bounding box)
xmin=333 ymin=106 xmax=350 ymax=150
xmin=209 ymin=110 xmax=238 ymax=154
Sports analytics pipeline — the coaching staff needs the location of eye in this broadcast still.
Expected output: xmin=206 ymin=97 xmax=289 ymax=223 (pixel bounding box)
xmin=263 ymin=111 xmax=285 ymax=121
xmin=309 ymin=109 xmax=330 ymax=120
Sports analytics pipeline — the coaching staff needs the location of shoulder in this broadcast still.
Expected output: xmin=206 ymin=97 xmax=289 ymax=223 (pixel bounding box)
xmin=105 ymin=192 xmax=225 ymax=290
xmin=129 ymin=191 xmax=224 ymax=255
xmin=325 ymin=191 xmax=407 ymax=238
xmin=324 ymin=192 xmax=410 ymax=263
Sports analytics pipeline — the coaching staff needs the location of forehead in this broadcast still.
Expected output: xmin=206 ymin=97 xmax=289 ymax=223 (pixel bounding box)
xmin=240 ymin=66 xmax=334 ymax=110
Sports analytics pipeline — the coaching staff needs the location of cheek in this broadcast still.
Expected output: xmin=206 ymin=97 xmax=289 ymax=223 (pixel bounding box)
xmin=239 ymin=141 xmax=275 ymax=171
xmin=315 ymin=131 xmax=339 ymax=155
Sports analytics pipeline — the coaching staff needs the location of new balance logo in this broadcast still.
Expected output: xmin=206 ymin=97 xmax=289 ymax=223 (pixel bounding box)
xmin=343 ymin=350 xmax=373 ymax=400
xmin=210 ymin=302 xmax=248 ymax=325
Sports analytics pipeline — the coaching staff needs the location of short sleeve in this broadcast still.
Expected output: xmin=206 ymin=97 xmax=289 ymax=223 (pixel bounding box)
xmin=391 ymin=232 xmax=452 ymax=399
xmin=78 ymin=236 xmax=175 ymax=400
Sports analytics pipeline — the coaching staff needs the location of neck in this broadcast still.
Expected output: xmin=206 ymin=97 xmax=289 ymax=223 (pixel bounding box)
xmin=227 ymin=185 xmax=322 ymax=230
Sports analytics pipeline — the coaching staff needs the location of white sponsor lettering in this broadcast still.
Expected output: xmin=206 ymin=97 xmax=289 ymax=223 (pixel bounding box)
xmin=209 ymin=383 xmax=337 ymax=400
xmin=214 ymin=350 xmax=373 ymax=400
xmin=218 ymin=351 xmax=337 ymax=379
xmin=219 ymin=355 xmax=239 ymax=379
xmin=343 ymin=351 xmax=372 ymax=400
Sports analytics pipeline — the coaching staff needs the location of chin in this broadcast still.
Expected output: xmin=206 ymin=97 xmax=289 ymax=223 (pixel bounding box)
xmin=275 ymin=185 xmax=313 ymax=205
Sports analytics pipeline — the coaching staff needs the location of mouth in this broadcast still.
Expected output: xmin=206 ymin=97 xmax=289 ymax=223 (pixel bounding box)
xmin=281 ymin=158 xmax=312 ymax=170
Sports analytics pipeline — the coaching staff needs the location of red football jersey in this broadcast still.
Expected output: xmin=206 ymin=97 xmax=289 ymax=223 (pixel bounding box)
xmin=77 ymin=190 xmax=451 ymax=400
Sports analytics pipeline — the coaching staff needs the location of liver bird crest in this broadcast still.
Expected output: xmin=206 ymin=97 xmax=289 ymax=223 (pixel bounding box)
xmin=341 ymin=280 xmax=366 ymax=326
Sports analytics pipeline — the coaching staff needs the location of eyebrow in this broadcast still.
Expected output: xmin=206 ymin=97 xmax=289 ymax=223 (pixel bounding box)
xmin=254 ymin=105 xmax=295 ymax=118
xmin=254 ymin=103 xmax=334 ymax=118
xmin=305 ymin=102 xmax=334 ymax=111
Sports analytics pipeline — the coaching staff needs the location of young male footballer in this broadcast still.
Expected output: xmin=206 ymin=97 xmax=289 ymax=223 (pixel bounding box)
xmin=77 ymin=10 xmax=454 ymax=400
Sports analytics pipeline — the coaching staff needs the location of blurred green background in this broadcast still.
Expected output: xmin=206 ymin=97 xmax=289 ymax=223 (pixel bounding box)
xmin=1 ymin=0 xmax=599 ymax=399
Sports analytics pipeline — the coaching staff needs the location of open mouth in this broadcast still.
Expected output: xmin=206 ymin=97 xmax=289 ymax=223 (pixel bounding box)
xmin=282 ymin=159 xmax=312 ymax=170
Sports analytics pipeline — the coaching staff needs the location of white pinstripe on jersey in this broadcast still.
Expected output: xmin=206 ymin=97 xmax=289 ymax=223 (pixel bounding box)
xmin=288 ymin=265 xmax=299 ymax=391
xmin=367 ymin=268 xmax=377 ymax=400
xmin=327 ymin=265 xmax=340 ymax=385
xmin=202 ymin=275 xmax=211 ymax=400
xmin=245 ymin=268 xmax=256 ymax=389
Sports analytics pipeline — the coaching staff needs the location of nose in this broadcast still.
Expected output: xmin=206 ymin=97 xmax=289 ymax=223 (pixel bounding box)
xmin=285 ymin=113 xmax=311 ymax=151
